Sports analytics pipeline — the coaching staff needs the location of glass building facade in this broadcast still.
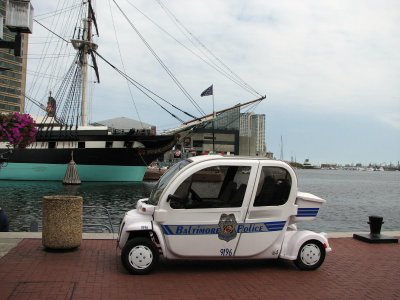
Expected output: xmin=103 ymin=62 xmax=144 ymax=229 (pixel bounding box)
xmin=0 ymin=0 xmax=28 ymax=113
xmin=205 ymin=106 xmax=240 ymax=130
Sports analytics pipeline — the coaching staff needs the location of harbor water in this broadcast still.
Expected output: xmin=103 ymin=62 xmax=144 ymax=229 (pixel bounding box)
xmin=0 ymin=169 xmax=399 ymax=233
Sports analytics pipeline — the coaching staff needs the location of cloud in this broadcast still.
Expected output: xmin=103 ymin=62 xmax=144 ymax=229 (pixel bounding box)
xmin=378 ymin=113 xmax=400 ymax=130
xmin=26 ymin=0 xmax=400 ymax=163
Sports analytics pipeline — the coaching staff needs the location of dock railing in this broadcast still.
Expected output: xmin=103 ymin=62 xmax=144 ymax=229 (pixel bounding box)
xmin=83 ymin=205 xmax=114 ymax=234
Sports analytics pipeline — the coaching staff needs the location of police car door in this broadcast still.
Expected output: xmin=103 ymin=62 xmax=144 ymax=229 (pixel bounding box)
xmin=158 ymin=159 xmax=258 ymax=258
xmin=235 ymin=161 xmax=297 ymax=258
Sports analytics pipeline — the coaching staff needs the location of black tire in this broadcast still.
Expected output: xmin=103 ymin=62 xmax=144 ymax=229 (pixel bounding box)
xmin=294 ymin=240 xmax=325 ymax=271
xmin=121 ymin=237 xmax=159 ymax=275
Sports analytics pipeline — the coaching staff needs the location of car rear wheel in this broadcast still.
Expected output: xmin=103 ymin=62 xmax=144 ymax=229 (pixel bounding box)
xmin=294 ymin=240 xmax=325 ymax=271
xmin=121 ymin=237 xmax=159 ymax=275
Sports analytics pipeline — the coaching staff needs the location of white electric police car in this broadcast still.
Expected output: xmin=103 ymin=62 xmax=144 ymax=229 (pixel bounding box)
xmin=117 ymin=155 xmax=331 ymax=274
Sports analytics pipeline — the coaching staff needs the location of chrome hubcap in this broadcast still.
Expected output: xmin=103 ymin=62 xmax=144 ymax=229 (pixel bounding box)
xmin=300 ymin=243 xmax=321 ymax=266
xmin=128 ymin=245 xmax=153 ymax=270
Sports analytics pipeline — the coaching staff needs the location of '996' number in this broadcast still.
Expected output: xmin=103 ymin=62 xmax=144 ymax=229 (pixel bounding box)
xmin=220 ymin=248 xmax=233 ymax=256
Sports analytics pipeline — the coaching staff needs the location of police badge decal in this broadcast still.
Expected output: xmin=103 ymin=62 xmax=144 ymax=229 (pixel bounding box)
xmin=218 ymin=213 xmax=238 ymax=242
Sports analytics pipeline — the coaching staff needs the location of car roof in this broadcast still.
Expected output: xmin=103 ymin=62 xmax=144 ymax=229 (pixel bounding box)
xmin=187 ymin=155 xmax=275 ymax=163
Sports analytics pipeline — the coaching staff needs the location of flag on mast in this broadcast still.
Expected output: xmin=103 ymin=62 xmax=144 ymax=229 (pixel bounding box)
xmin=200 ymin=85 xmax=213 ymax=97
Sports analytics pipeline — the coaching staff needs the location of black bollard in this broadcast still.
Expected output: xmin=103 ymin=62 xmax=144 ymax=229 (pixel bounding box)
xmin=353 ymin=215 xmax=398 ymax=244
xmin=0 ymin=207 xmax=9 ymax=232
xmin=368 ymin=215 xmax=384 ymax=235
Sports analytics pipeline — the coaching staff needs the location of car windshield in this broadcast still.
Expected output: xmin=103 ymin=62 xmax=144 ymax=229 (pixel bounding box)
xmin=147 ymin=159 xmax=192 ymax=205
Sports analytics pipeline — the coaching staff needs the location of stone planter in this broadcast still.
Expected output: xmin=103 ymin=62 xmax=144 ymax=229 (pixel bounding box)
xmin=42 ymin=195 xmax=83 ymax=249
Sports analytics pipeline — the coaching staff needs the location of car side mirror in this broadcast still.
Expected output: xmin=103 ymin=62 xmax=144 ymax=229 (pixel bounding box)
xmin=167 ymin=194 xmax=186 ymax=209
xmin=167 ymin=194 xmax=184 ymax=202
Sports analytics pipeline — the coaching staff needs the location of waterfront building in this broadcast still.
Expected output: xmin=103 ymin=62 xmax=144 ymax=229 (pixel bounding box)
xmin=192 ymin=107 xmax=240 ymax=155
xmin=239 ymin=112 xmax=252 ymax=137
xmin=0 ymin=0 xmax=29 ymax=114
xmin=251 ymin=114 xmax=266 ymax=155
xmin=164 ymin=107 xmax=268 ymax=162
xmin=205 ymin=106 xmax=240 ymax=131
xmin=239 ymin=112 xmax=266 ymax=156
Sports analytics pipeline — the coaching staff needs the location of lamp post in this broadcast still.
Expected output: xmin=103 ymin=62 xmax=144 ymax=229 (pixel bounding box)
xmin=212 ymin=92 xmax=215 ymax=153
xmin=0 ymin=0 xmax=34 ymax=57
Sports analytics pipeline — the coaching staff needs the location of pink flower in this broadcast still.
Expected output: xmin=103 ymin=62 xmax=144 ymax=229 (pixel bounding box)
xmin=0 ymin=112 xmax=37 ymax=148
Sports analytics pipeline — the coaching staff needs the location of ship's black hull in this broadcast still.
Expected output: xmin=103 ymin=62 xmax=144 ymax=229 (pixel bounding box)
xmin=1 ymin=132 xmax=176 ymax=181
xmin=8 ymin=147 xmax=161 ymax=166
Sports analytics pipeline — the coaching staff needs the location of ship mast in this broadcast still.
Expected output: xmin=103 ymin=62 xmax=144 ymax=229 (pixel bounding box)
xmin=81 ymin=16 xmax=90 ymax=126
xmin=71 ymin=1 xmax=98 ymax=126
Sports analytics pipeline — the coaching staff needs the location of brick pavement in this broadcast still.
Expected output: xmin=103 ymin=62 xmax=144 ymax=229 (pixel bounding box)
xmin=0 ymin=237 xmax=399 ymax=299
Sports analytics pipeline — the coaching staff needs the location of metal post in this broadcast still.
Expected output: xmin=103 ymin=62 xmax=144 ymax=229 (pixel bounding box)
xmin=212 ymin=92 xmax=215 ymax=153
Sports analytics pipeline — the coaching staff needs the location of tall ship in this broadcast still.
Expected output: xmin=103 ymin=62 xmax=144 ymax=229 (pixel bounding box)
xmin=1 ymin=1 xmax=266 ymax=182
xmin=0 ymin=1 xmax=176 ymax=182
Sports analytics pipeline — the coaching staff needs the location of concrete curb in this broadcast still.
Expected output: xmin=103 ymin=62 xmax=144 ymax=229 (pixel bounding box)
xmin=328 ymin=231 xmax=400 ymax=238
xmin=1 ymin=231 xmax=399 ymax=259
xmin=0 ymin=232 xmax=116 ymax=239
xmin=0 ymin=232 xmax=117 ymax=259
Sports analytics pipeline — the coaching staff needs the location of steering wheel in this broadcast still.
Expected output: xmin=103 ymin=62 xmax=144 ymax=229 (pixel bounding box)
xmin=190 ymin=188 xmax=202 ymax=202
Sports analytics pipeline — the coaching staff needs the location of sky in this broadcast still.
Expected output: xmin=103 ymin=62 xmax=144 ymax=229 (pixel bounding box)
xmin=26 ymin=0 xmax=400 ymax=166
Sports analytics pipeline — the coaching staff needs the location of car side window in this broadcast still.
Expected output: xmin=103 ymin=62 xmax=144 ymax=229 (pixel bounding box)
xmin=169 ymin=165 xmax=251 ymax=209
xmin=253 ymin=167 xmax=292 ymax=207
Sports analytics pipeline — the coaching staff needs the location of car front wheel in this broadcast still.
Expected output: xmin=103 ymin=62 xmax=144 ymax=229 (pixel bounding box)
xmin=121 ymin=237 xmax=159 ymax=275
xmin=294 ymin=240 xmax=325 ymax=271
